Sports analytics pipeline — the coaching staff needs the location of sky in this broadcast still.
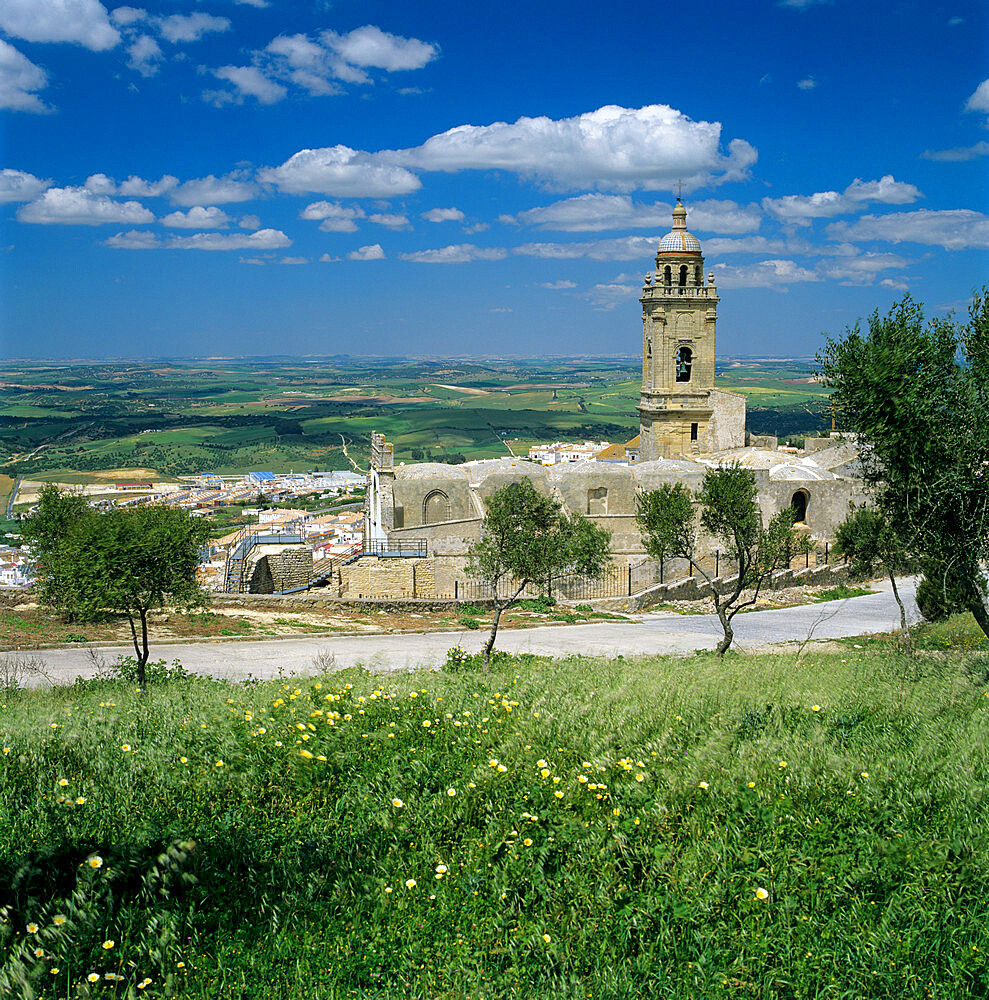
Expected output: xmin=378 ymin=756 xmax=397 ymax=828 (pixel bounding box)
xmin=1 ymin=0 xmax=987 ymax=361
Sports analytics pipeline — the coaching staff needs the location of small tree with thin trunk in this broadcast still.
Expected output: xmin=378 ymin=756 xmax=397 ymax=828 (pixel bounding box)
xmin=636 ymin=467 xmax=812 ymax=657
xmin=26 ymin=490 xmax=211 ymax=688
xmin=21 ymin=483 xmax=93 ymax=620
xmin=834 ymin=505 xmax=914 ymax=633
xmin=467 ymin=479 xmax=611 ymax=670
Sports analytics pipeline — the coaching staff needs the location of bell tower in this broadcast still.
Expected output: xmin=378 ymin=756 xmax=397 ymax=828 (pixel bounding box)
xmin=637 ymin=199 xmax=740 ymax=459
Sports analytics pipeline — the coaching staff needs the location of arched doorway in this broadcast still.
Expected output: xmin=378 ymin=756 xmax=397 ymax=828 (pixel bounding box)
xmin=791 ymin=490 xmax=809 ymax=525
xmin=678 ymin=264 xmax=688 ymax=287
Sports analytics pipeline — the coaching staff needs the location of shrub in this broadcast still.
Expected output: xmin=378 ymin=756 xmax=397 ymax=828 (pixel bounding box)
xmin=458 ymin=615 xmax=480 ymax=631
xmin=916 ymin=571 xmax=970 ymax=622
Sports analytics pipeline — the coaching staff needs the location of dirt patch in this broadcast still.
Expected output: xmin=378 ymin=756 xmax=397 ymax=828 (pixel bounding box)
xmin=0 ymin=591 xmax=618 ymax=649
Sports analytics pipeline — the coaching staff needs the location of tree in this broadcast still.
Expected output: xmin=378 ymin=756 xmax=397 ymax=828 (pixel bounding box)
xmin=26 ymin=493 xmax=211 ymax=687
xmin=466 ymin=479 xmax=611 ymax=670
xmin=819 ymin=290 xmax=989 ymax=639
xmin=21 ymin=483 xmax=94 ymax=619
xmin=834 ymin=506 xmax=914 ymax=632
xmin=636 ymin=467 xmax=812 ymax=657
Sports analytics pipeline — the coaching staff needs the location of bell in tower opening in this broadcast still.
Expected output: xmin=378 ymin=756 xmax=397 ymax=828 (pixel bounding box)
xmin=635 ymin=199 xmax=746 ymax=461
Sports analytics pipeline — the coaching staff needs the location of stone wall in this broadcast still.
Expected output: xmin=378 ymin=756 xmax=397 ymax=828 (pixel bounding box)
xmin=593 ymin=561 xmax=853 ymax=613
xmin=337 ymin=555 xmax=437 ymax=600
xmin=708 ymin=388 xmax=747 ymax=451
xmin=245 ymin=543 xmax=313 ymax=594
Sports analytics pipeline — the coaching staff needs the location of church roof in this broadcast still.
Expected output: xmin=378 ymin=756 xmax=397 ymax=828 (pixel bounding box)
xmin=657 ymin=230 xmax=701 ymax=253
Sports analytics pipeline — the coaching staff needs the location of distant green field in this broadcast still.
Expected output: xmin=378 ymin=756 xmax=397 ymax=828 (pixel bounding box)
xmin=0 ymin=357 xmax=831 ymax=478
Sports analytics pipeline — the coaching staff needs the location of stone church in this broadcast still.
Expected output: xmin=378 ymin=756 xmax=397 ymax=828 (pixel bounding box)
xmin=364 ymin=201 xmax=865 ymax=593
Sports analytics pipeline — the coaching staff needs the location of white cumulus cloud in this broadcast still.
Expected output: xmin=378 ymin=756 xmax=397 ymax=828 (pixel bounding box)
xmin=208 ymin=65 xmax=286 ymax=106
xmin=169 ymin=174 xmax=257 ymax=206
xmin=399 ymin=243 xmax=507 ymax=263
xmin=0 ymin=0 xmax=120 ymax=50
xmin=261 ymin=145 xmax=421 ymax=197
xmin=965 ymin=78 xmax=989 ymax=114
xmin=712 ymin=259 xmax=821 ymax=289
xmin=827 ymin=209 xmax=989 ymax=250
xmin=156 ymin=12 xmax=230 ymax=44
xmin=393 ymin=104 xmax=757 ymax=192
xmin=0 ymin=168 xmax=50 ymax=202
xmin=819 ymin=251 xmax=911 ymax=284
xmin=0 ymin=39 xmax=49 ymax=112
xmin=299 ymin=200 xmax=365 ymax=232
xmin=110 ymin=6 xmax=145 ymax=27
xmin=348 ymin=243 xmax=385 ymax=261
xmin=321 ymin=25 xmax=438 ymax=72
xmin=920 ymin=141 xmax=989 ymax=162
xmin=104 ymin=229 xmax=160 ymax=248
xmin=161 ymin=206 xmax=232 ymax=229
xmin=168 ymin=228 xmax=291 ymax=251
xmin=369 ymin=212 xmax=410 ymax=230
xmin=255 ymin=25 xmax=437 ymax=99
xmin=18 ymin=186 xmax=154 ymax=225
xmin=117 ymin=174 xmax=178 ymax=197
xmin=762 ymin=175 xmax=921 ymax=222
xmin=538 ymin=279 xmax=577 ymax=290
xmin=421 ymin=207 xmax=464 ymax=223
xmin=506 ymin=194 xmax=761 ymax=233
xmin=513 ymin=235 xmax=658 ymax=261
xmin=126 ymin=34 xmax=161 ymax=77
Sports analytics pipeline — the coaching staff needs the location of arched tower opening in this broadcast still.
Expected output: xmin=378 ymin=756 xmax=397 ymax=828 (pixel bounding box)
xmin=676 ymin=346 xmax=693 ymax=382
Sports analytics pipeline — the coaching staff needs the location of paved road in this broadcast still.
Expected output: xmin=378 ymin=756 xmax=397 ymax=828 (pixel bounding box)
xmin=5 ymin=579 xmax=919 ymax=686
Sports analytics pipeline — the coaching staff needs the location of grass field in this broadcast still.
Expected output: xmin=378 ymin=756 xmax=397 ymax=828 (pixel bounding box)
xmin=1 ymin=621 xmax=987 ymax=998
xmin=0 ymin=357 xmax=831 ymax=481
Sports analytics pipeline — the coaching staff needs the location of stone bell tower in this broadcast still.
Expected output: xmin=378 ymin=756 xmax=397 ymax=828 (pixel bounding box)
xmin=637 ymin=199 xmax=744 ymax=460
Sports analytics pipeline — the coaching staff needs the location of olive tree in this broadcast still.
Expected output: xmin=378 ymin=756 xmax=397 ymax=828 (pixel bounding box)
xmin=636 ymin=466 xmax=812 ymax=657
xmin=466 ymin=479 xmax=611 ymax=670
xmin=21 ymin=483 xmax=93 ymax=619
xmin=833 ymin=506 xmax=914 ymax=632
xmin=819 ymin=289 xmax=989 ymax=639
xmin=25 ymin=492 xmax=211 ymax=687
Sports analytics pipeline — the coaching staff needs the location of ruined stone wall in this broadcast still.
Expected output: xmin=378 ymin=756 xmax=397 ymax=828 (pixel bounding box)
xmin=245 ymin=543 xmax=312 ymax=594
xmin=707 ymin=388 xmax=747 ymax=451
xmin=337 ymin=556 xmax=437 ymax=600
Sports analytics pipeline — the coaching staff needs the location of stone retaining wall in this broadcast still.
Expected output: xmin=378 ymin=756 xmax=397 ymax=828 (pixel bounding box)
xmin=591 ymin=562 xmax=854 ymax=613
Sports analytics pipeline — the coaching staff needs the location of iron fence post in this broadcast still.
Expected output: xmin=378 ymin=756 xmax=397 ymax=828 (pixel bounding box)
xmin=454 ymin=579 xmax=458 ymax=601
xmin=628 ymin=565 xmax=632 ymax=596
xmin=660 ymin=556 xmax=664 ymax=584
xmin=715 ymin=550 xmax=719 ymax=577
xmin=825 ymin=541 xmax=829 ymax=565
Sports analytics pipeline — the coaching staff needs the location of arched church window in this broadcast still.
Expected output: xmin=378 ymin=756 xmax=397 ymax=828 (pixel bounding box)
xmin=695 ymin=266 xmax=702 ymax=285
xmin=676 ymin=346 xmax=692 ymax=382
xmin=423 ymin=490 xmax=451 ymax=525
xmin=647 ymin=339 xmax=652 ymax=357
xmin=664 ymin=265 xmax=672 ymax=285
xmin=679 ymin=265 xmax=688 ymax=287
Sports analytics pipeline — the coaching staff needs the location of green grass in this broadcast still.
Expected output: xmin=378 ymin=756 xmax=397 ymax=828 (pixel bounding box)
xmin=2 ymin=647 xmax=988 ymax=997
xmin=814 ymin=584 xmax=876 ymax=602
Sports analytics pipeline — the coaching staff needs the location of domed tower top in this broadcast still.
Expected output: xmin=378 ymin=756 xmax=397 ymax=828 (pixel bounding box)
xmin=656 ymin=198 xmax=701 ymax=255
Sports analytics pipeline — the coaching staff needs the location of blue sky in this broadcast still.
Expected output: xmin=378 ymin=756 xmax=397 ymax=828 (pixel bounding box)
xmin=1 ymin=0 xmax=987 ymax=360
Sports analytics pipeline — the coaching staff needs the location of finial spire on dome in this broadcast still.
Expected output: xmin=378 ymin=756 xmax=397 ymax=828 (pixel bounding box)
xmin=671 ymin=196 xmax=687 ymax=230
